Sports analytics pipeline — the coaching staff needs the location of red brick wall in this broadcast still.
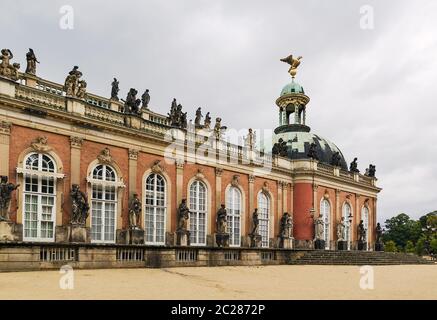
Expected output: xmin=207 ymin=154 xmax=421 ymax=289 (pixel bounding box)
xmin=293 ymin=183 xmax=313 ymax=240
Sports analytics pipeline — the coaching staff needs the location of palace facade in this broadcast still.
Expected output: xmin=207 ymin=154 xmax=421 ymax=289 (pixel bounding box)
xmin=0 ymin=49 xmax=381 ymax=269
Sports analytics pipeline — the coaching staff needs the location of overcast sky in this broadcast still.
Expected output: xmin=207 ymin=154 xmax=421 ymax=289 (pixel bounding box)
xmin=2 ymin=0 xmax=437 ymax=222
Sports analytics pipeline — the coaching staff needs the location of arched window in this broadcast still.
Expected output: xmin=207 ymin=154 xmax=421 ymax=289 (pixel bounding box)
xmin=257 ymin=192 xmax=270 ymax=248
xmin=144 ymin=173 xmax=166 ymax=245
xmin=23 ymin=153 xmax=56 ymax=242
xmin=189 ymin=180 xmax=207 ymax=246
xmin=90 ymin=164 xmax=117 ymax=243
xmin=320 ymin=199 xmax=331 ymax=249
xmin=362 ymin=206 xmax=369 ymax=249
xmin=226 ymin=186 xmax=241 ymax=247
xmin=342 ymin=203 xmax=352 ymax=250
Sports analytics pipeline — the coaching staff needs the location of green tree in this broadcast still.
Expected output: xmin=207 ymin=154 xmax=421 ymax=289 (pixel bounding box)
xmin=416 ymin=237 xmax=425 ymax=256
xmin=383 ymin=213 xmax=422 ymax=250
xmin=430 ymin=238 xmax=437 ymax=254
xmin=405 ymin=241 xmax=415 ymax=253
xmin=384 ymin=240 xmax=397 ymax=252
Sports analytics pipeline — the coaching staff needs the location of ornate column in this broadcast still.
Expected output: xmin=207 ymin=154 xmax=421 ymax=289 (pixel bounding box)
xmin=0 ymin=121 xmax=11 ymax=176
xmin=294 ymin=104 xmax=299 ymax=124
xmin=69 ymin=136 xmax=83 ymax=185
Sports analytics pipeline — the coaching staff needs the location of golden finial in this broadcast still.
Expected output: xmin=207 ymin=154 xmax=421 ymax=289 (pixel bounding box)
xmin=280 ymin=54 xmax=302 ymax=79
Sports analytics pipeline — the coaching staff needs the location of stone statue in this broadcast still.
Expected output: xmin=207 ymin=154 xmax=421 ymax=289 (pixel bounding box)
xmin=358 ymin=220 xmax=366 ymax=242
xmin=216 ymin=204 xmax=227 ymax=234
xmin=214 ymin=117 xmax=227 ymax=139
xmin=314 ymin=213 xmax=325 ymax=240
xmin=307 ymin=142 xmax=319 ymax=160
xmin=251 ymin=208 xmax=259 ymax=235
xmin=180 ymin=111 xmax=188 ymax=129
xmin=111 ymin=78 xmax=120 ymax=101
xmin=194 ymin=107 xmax=203 ymax=127
xmin=280 ymin=54 xmax=302 ymax=78
xmin=0 ymin=176 xmax=19 ymax=221
xmin=331 ymin=151 xmax=342 ymax=167
xmin=375 ymin=222 xmax=383 ymax=243
xmin=167 ymin=100 xmax=188 ymax=129
xmin=128 ymin=193 xmax=142 ymax=229
xmin=124 ymin=88 xmax=141 ymax=115
xmin=64 ymin=66 xmax=85 ymax=98
xmin=141 ymin=89 xmax=150 ymax=109
xmin=272 ymin=138 xmax=288 ymax=157
xmin=366 ymin=164 xmax=376 ymax=177
xmin=25 ymin=48 xmax=39 ymax=75
xmin=349 ymin=157 xmax=359 ymax=173
xmin=177 ymin=199 xmax=190 ymax=231
xmin=70 ymin=184 xmax=89 ymax=225
xmin=0 ymin=49 xmax=20 ymax=81
xmin=204 ymin=112 xmax=211 ymax=129
xmin=337 ymin=217 xmax=346 ymax=241
xmin=244 ymin=128 xmax=256 ymax=151
xmin=280 ymin=212 xmax=293 ymax=238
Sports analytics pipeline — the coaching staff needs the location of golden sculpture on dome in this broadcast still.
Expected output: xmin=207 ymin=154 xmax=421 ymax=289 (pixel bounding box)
xmin=280 ymin=54 xmax=302 ymax=78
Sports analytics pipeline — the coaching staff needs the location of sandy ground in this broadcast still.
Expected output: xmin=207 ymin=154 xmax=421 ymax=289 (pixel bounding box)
xmin=0 ymin=265 xmax=436 ymax=300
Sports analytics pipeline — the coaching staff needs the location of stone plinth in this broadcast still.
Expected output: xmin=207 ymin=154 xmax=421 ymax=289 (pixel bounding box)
xmin=129 ymin=228 xmax=145 ymax=245
xmin=375 ymin=242 xmax=384 ymax=251
xmin=66 ymin=98 xmax=85 ymax=116
xmin=215 ymin=233 xmax=229 ymax=248
xmin=0 ymin=221 xmax=22 ymax=242
xmin=358 ymin=241 xmax=366 ymax=251
xmin=280 ymin=237 xmax=294 ymax=249
xmin=176 ymin=229 xmax=190 ymax=247
xmin=337 ymin=240 xmax=348 ymax=251
xmin=68 ymin=224 xmax=90 ymax=243
xmin=314 ymin=239 xmax=326 ymax=250
xmin=249 ymin=234 xmax=262 ymax=248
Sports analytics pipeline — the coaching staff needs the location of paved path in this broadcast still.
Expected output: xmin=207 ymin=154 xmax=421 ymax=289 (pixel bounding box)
xmin=0 ymin=265 xmax=436 ymax=299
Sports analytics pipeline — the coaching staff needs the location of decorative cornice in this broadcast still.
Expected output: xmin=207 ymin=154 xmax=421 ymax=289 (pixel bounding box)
xmin=215 ymin=167 xmax=223 ymax=177
xmin=0 ymin=121 xmax=11 ymax=135
xmin=128 ymin=149 xmax=139 ymax=160
xmin=31 ymin=136 xmax=52 ymax=153
xmin=70 ymin=136 xmax=83 ymax=149
xmin=97 ymin=147 xmax=113 ymax=165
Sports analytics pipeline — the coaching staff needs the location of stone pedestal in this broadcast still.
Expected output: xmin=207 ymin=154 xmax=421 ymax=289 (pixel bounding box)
xmin=0 ymin=221 xmax=22 ymax=242
xmin=280 ymin=237 xmax=294 ymax=249
xmin=375 ymin=242 xmax=384 ymax=251
xmin=68 ymin=224 xmax=90 ymax=243
xmin=215 ymin=233 xmax=229 ymax=248
xmin=129 ymin=228 xmax=144 ymax=245
xmin=314 ymin=239 xmax=326 ymax=250
xmin=358 ymin=241 xmax=366 ymax=251
xmin=249 ymin=234 xmax=262 ymax=248
xmin=337 ymin=240 xmax=348 ymax=251
xmin=176 ymin=229 xmax=190 ymax=247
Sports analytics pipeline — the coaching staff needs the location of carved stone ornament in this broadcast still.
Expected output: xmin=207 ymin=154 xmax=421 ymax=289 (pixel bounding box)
xmin=0 ymin=121 xmax=11 ymax=135
xmin=97 ymin=147 xmax=113 ymax=164
xmin=323 ymin=190 xmax=330 ymax=199
xmin=151 ymin=160 xmax=164 ymax=174
xmin=128 ymin=149 xmax=139 ymax=161
xmin=70 ymin=136 xmax=83 ymax=148
xmin=248 ymin=174 xmax=255 ymax=183
xmin=262 ymin=181 xmax=269 ymax=194
xmin=231 ymin=175 xmax=240 ymax=187
xmin=195 ymin=169 xmax=204 ymax=180
xmin=30 ymin=136 xmax=52 ymax=153
xmin=215 ymin=167 xmax=223 ymax=177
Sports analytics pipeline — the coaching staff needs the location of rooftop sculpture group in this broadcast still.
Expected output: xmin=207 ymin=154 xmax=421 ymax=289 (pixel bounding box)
xmin=64 ymin=66 xmax=87 ymax=99
xmin=272 ymin=138 xmax=288 ymax=157
xmin=0 ymin=49 xmax=20 ymax=81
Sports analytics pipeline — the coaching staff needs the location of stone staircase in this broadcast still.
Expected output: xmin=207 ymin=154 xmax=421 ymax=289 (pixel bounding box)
xmin=290 ymin=250 xmax=435 ymax=265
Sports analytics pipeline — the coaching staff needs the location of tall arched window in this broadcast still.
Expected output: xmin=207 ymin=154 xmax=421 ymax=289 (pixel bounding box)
xmin=145 ymin=173 xmax=166 ymax=245
xmin=189 ymin=180 xmax=207 ymax=246
xmin=320 ymin=199 xmax=331 ymax=249
xmin=257 ymin=192 xmax=270 ymax=248
xmin=23 ymin=153 xmax=56 ymax=242
xmin=226 ymin=186 xmax=241 ymax=247
xmin=362 ymin=206 xmax=369 ymax=249
xmin=342 ymin=203 xmax=352 ymax=250
xmin=90 ymin=164 xmax=117 ymax=243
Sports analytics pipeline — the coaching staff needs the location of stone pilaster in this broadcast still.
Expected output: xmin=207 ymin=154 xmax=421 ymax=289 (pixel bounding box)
xmin=354 ymin=194 xmax=360 ymax=244
xmin=128 ymin=149 xmax=139 ymax=196
xmin=335 ymin=189 xmax=341 ymax=239
xmin=277 ymin=181 xmax=283 ymax=231
xmin=282 ymin=181 xmax=288 ymax=213
xmin=69 ymin=136 xmax=83 ymax=185
xmin=0 ymin=121 xmax=11 ymax=176
xmin=312 ymin=183 xmax=318 ymax=217
xmin=215 ymin=167 xmax=223 ymax=209
xmin=176 ymin=160 xmax=184 ymax=206
xmin=248 ymin=174 xmax=255 ymax=215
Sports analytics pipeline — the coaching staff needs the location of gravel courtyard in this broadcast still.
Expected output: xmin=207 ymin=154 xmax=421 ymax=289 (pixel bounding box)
xmin=0 ymin=265 xmax=436 ymax=300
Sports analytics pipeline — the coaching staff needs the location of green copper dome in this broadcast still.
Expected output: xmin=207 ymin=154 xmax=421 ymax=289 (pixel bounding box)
xmin=280 ymin=81 xmax=305 ymax=96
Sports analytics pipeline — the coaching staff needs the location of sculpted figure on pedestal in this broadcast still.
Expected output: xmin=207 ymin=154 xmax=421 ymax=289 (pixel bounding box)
xmin=0 ymin=176 xmax=19 ymax=221
xmin=216 ymin=204 xmax=227 ymax=234
xmin=25 ymin=48 xmax=39 ymax=75
xmin=314 ymin=213 xmax=324 ymax=240
xmin=70 ymin=184 xmax=89 ymax=225
xmin=177 ymin=199 xmax=190 ymax=231
xmin=129 ymin=193 xmax=142 ymax=229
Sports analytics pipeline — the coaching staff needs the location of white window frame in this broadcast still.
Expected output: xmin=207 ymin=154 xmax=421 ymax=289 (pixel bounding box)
xmin=257 ymin=192 xmax=270 ymax=248
xmin=144 ymin=173 xmax=167 ymax=246
xmin=226 ymin=186 xmax=242 ymax=247
xmin=320 ymin=199 xmax=331 ymax=250
xmin=189 ymin=180 xmax=207 ymax=246
xmin=89 ymin=164 xmax=118 ymax=244
xmin=342 ymin=203 xmax=352 ymax=250
xmin=22 ymin=153 xmax=57 ymax=242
